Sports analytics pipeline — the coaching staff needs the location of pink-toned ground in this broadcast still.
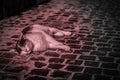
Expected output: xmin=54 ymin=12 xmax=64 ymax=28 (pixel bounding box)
xmin=0 ymin=0 xmax=120 ymax=80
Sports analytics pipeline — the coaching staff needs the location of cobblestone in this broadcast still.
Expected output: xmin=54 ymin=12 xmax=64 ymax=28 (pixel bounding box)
xmin=61 ymin=54 xmax=77 ymax=60
xmin=66 ymin=60 xmax=83 ymax=65
xmin=48 ymin=58 xmax=64 ymax=64
xmin=35 ymin=62 xmax=46 ymax=68
xmin=45 ymin=51 xmax=60 ymax=57
xmin=98 ymin=56 xmax=114 ymax=62
xmin=72 ymin=73 xmax=92 ymax=80
xmin=84 ymin=67 xmax=102 ymax=74
xmin=0 ymin=58 xmax=12 ymax=65
xmin=103 ymin=69 xmax=120 ymax=76
xmin=79 ymin=55 xmax=96 ymax=61
xmin=100 ymin=62 xmax=118 ymax=69
xmin=25 ymin=76 xmax=47 ymax=80
xmin=30 ymin=56 xmax=46 ymax=61
xmin=109 ymin=52 xmax=120 ymax=58
xmin=0 ymin=0 xmax=120 ymax=80
xmin=29 ymin=69 xmax=49 ymax=76
xmin=48 ymin=63 xmax=64 ymax=69
xmin=84 ymin=61 xmax=100 ymax=67
xmin=90 ymin=51 xmax=107 ymax=56
xmin=4 ymin=66 xmax=28 ymax=73
xmin=50 ymin=70 xmax=71 ymax=78
xmin=65 ymin=65 xmax=83 ymax=72
xmin=94 ymin=75 xmax=111 ymax=80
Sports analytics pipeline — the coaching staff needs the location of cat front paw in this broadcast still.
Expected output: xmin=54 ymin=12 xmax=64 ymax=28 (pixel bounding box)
xmin=62 ymin=31 xmax=72 ymax=36
xmin=62 ymin=45 xmax=71 ymax=51
xmin=54 ymin=31 xmax=72 ymax=37
xmin=54 ymin=32 xmax=64 ymax=37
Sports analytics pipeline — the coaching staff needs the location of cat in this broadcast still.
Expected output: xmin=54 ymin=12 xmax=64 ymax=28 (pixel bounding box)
xmin=16 ymin=24 xmax=72 ymax=55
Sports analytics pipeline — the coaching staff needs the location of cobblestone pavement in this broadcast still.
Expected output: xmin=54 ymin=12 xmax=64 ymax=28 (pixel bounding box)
xmin=0 ymin=0 xmax=120 ymax=80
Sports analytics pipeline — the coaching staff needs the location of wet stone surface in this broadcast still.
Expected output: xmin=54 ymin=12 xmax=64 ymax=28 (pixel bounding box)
xmin=0 ymin=0 xmax=120 ymax=80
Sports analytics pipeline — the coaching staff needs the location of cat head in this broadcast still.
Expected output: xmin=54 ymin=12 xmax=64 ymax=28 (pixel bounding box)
xmin=16 ymin=37 xmax=33 ymax=55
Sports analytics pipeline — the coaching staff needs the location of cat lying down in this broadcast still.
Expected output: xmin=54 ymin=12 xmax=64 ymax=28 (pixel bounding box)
xmin=16 ymin=24 xmax=72 ymax=55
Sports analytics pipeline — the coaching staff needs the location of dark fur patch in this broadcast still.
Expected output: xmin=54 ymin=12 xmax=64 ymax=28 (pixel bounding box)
xmin=15 ymin=45 xmax=22 ymax=53
xmin=22 ymin=26 xmax=31 ymax=34
xmin=19 ymin=38 xmax=26 ymax=46
xmin=16 ymin=40 xmax=22 ymax=53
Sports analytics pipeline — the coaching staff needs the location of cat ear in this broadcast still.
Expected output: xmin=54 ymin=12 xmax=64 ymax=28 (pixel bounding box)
xmin=22 ymin=26 xmax=31 ymax=34
xmin=19 ymin=33 xmax=23 ymax=40
xmin=15 ymin=42 xmax=22 ymax=54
